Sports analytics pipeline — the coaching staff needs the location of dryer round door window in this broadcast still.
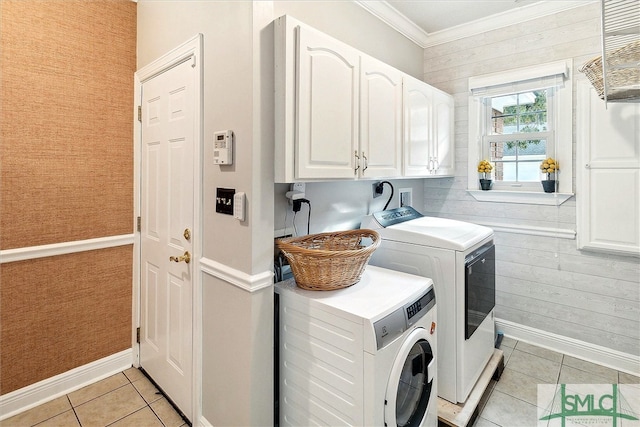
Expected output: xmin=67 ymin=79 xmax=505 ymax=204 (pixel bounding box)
xmin=385 ymin=328 xmax=435 ymax=427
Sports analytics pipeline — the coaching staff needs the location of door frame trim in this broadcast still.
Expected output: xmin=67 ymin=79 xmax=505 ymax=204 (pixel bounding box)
xmin=133 ymin=33 xmax=203 ymax=423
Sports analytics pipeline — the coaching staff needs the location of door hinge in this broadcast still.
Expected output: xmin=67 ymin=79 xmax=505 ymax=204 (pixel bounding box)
xmin=137 ymin=105 xmax=142 ymax=122
xmin=136 ymin=327 xmax=141 ymax=343
xmin=137 ymin=216 xmax=141 ymax=232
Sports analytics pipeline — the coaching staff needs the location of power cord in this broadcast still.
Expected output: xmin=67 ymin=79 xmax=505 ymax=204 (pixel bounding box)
xmin=376 ymin=181 xmax=394 ymax=210
xmin=293 ymin=198 xmax=311 ymax=235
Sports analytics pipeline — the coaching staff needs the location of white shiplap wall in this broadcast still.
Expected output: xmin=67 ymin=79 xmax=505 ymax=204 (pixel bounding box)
xmin=422 ymin=3 xmax=640 ymax=359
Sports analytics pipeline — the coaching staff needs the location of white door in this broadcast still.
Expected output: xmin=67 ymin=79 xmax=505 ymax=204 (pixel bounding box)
xmin=360 ymin=55 xmax=403 ymax=178
xmin=140 ymin=57 xmax=195 ymax=421
xmin=296 ymin=25 xmax=360 ymax=179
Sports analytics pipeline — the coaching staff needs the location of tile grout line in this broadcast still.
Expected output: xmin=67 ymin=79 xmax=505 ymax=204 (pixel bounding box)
xmin=556 ymin=353 xmax=564 ymax=384
xmin=477 ymin=345 xmax=639 ymax=427
xmin=67 ymin=394 xmax=82 ymax=427
xmin=72 ymin=370 xmax=161 ymax=427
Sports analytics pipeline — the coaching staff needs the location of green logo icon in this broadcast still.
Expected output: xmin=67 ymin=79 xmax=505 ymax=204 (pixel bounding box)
xmin=539 ymin=384 xmax=639 ymax=427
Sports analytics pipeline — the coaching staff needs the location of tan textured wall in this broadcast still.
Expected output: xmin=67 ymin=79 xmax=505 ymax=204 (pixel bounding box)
xmin=0 ymin=0 xmax=136 ymax=394
xmin=1 ymin=0 xmax=135 ymax=249
xmin=0 ymin=247 xmax=133 ymax=393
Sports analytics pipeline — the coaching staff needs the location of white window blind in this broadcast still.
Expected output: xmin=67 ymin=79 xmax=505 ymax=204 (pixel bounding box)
xmin=469 ymin=60 xmax=569 ymax=98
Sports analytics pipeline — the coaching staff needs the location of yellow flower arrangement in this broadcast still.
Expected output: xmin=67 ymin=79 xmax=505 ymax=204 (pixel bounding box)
xmin=477 ymin=160 xmax=493 ymax=180
xmin=540 ymin=157 xmax=559 ymax=180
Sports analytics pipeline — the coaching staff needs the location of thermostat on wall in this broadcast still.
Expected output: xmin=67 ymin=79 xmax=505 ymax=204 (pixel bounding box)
xmin=213 ymin=130 xmax=234 ymax=165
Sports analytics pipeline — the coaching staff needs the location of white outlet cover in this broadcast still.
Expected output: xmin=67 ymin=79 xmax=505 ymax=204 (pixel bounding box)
xmin=399 ymin=188 xmax=412 ymax=207
xmin=291 ymin=182 xmax=305 ymax=194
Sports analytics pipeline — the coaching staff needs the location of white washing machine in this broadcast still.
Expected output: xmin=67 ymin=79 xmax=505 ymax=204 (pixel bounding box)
xmin=275 ymin=265 xmax=437 ymax=427
xmin=362 ymin=207 xmax=495 ymax=404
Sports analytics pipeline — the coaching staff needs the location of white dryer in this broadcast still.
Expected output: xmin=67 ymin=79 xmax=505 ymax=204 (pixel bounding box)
xmin=275 ymin=265 xmax=437 ymax=427
xmin=362 ymin=207 xmax=495 ymax=404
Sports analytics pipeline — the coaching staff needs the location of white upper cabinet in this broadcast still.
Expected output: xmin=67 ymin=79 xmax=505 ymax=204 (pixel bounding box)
xmin=359 ymin=55 xmax=403 ymax=178
xmin=295 ymin=24 xmax=360 ymax=180
xmin=577 ymin=81 xmax=640 ymax=256
xmin=403 ymin=74 xmax=455 ymax=177
xmin=403 ymin=75 xmax=432 ymax=177
xmin=432 ymin=88 xmax=455 ymax=176
xmin=275 ymin=15 xmax=454 ymax=182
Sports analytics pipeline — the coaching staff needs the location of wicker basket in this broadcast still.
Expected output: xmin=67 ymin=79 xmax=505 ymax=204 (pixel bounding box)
xmin=276 ymin=229 xmax=380 ymax=291
xmin=578 ymin=40 xmax=640 ymax=101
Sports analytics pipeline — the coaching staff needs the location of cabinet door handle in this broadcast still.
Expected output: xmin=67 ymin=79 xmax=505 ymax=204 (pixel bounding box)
xmin=362 ymin=151 xmax=368 ymax=173
xmin=434 ymin=142 xmax=439 ymax=170
xmin=354 ymin=151 xmax=360 ymax=175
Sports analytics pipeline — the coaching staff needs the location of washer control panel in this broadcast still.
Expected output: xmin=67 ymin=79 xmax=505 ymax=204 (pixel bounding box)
xmin=372 ymin=206 xmax=423 ymax=228
xmin=373 ymin=286 xmax=435 ymax=350
xmin=406 ymin=287 xmax=435 ymax=327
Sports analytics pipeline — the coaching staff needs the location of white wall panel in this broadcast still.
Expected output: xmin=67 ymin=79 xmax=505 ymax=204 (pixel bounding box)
xmin=421 ymin=2 xmax=640 ymax=358
xmin=496 ymin=261 xmax=639 ymax=303
xmin=497 ymin=304 xmax=639 ymax=357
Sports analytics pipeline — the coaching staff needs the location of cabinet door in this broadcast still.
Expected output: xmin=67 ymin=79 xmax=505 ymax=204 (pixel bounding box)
xmin=577 ymin=82 xmax=640 ymax=255
xmin=403 ymin=76 xmax=432 ymax=177
xmin=583 ymin=168 xmax=640 ymax=254
xmin=359 ymin=55 xmax=402 ymax=178
xmin=296 ymin=25 xmax=360 ymax=179
xmin=432 ymin=89 xmax=455 ymax=176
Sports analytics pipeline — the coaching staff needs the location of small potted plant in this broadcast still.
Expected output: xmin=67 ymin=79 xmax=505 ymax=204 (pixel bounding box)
xmin=540 ymin=157 xmax=559 ymax=193
xmin=477 ymin=160 xmax=493 ymax=190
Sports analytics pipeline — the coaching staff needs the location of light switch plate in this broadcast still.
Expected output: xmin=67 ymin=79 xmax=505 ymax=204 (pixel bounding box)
xmin=216 ymin=188 xmax=235 ymax=215
xmin=233 ymin=192 xmax=245 ymax=221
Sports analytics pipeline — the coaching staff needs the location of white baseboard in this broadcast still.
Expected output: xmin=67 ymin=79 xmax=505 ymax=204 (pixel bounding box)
xmin=200 ymin=415 xmax=213 ymax=427
xmin=0 ymin=349 xmax=133 ymax=421
xmin=496 ymin=319 xmax=640 ymax=377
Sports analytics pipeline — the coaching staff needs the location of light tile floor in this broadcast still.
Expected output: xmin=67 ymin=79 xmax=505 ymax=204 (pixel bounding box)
xmin=2 ymin=368 xmax=188 ymax=427
xmin=473 ymin=337 xmax=640 ymax=427
xmin=3 ymin=339 xmax=638 ymax=427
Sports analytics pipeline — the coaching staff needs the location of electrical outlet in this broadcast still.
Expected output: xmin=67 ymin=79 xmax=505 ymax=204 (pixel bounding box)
xmin=291 ymin=182 xmax=305 ymax=194
xmin=286 ymin=182 xmax=306 ymax=205
xmin=372 ymin=182 xmax=384 ymax=198
xmin=399 ymin=188 xmax=413 ymax=207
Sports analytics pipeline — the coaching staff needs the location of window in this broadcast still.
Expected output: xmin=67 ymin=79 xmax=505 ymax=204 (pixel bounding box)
xmin=486 ymin=89 xmax=553 ymax=187
xmin=468 ymin=60 xmax=573 ymax=203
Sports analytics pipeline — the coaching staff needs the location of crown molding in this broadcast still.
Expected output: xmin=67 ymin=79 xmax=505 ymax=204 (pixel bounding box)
xmin=355 ymin=1 xmax=597 ymax=48
xmin=354 ymin=1 xmax=431 ymax=47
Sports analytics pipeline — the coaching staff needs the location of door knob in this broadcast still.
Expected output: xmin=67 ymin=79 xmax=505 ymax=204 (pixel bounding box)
xmin=169 ymin=251 xmax=191 ymax=264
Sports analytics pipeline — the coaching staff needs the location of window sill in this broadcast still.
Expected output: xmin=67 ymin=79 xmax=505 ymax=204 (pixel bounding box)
xmin=467 ymin=189 xmax=574 ymax=206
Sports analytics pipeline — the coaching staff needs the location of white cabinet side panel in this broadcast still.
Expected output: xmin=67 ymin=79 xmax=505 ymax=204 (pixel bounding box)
xmin=279 ymin=293 xmax=364 ymax=426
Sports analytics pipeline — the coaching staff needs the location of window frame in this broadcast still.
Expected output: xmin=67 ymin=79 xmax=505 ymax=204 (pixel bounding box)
xmin=482 ymin=88 xmax=555 ymax=191
xmin=467 ymin=60 xmax=574 ymax=204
